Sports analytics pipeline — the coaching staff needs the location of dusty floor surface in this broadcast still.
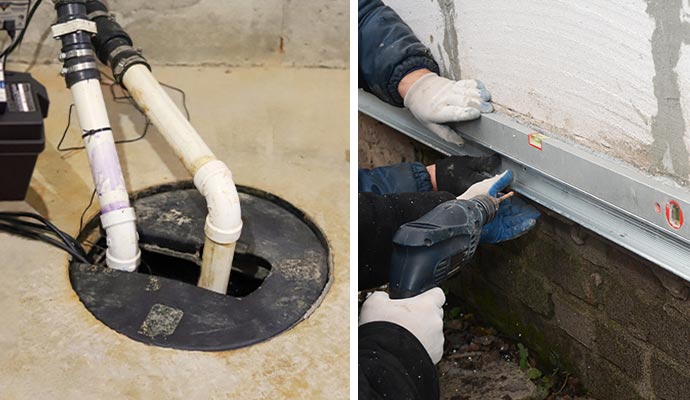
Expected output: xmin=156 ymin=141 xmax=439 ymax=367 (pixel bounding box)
xmin=0 ymin=63 xmax=349 ymax=399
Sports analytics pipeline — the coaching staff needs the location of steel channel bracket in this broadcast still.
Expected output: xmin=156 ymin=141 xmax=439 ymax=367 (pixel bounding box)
xmin=359 ymin=90 xmax=690 ymax=282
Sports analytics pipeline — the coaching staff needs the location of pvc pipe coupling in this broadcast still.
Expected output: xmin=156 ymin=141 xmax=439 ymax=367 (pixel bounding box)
xmin=193 ymin=160 xmax=243 ymax=244
xmin=100 ymin=207 xmax=141 ymax=271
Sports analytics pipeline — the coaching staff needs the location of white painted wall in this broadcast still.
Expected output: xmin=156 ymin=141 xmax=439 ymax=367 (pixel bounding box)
xmin=386 ymin=0 xmax=690 ymax=183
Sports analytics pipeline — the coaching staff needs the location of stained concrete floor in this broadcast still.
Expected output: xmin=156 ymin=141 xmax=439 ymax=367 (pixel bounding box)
xmin=0 ymin=63 xmax=349 ymax=399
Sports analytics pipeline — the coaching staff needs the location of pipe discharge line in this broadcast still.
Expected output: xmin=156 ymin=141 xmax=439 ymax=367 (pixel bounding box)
xmin=52 ymin=0 xmax=140 ymax=271
xmin=85 ymin=0 xmax=243 ymax=294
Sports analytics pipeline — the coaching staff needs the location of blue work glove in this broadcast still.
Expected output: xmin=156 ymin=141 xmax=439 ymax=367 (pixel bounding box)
xmin=479 ymin=196 xmax=541 ymax=243
xmin=457 ymin=170 xmax=514 ymax=199
xmin=457 ymin=170 xmax=541 ymax=243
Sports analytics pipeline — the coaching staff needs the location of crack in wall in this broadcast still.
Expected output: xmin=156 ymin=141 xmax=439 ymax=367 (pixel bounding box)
xmin=437 ymin=0 xmax=462 ymax=80
xmin=646 ymin=0 xmax=690 ymax=181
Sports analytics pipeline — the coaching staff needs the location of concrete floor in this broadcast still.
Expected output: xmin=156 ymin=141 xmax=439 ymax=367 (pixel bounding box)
xmin=0 ymin=64 xmax=349 ymax=399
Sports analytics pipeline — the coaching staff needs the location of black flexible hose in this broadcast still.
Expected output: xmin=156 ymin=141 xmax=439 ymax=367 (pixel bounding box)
xmin=84 ymin=0 xmax=149 ymax=83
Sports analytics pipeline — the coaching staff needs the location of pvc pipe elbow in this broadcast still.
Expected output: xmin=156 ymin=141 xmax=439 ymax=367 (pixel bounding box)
xmin=193 ymin=160 xmax=243 ymax=244
xmin=101 ymin=207 xmax=141 ymax=272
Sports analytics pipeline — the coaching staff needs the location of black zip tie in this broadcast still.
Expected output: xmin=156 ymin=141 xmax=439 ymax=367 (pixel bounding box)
xmin=81 ymin=127 xmax=112 ymax=139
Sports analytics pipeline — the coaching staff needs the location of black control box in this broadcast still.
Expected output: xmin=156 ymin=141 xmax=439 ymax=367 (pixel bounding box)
xmin=0 ymin=71 xmax=49 ymax=200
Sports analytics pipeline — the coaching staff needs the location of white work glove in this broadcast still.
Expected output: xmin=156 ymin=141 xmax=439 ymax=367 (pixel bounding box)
xmin=457 ymin=170 xmax=513 ymax=200
xmin=359 ymin=287 xmax=446 ymax=364
xmin=404 ymin=73 xmax=493 ymax=145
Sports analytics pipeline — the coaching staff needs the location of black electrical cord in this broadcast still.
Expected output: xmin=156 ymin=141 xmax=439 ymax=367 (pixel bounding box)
xmin=160 ymin=81 xmax=191 ymax=122
xmin=56 ymin=70 xmax=188 ymax=152
xmin=102 ymin=70 xmax=190 ymax=121
xmin=0 ymin=212 xmax=88 ymax=258
xmin=56 ymin=104 xmax=81 ymax=151
xmin=78 ymin=188 xmax=96 ymax=232
xmin=0 ymin=212 xmax=90 ymax=264
xmin=0 ymin=222 xmax=79 ymax=255
xmin=1 ymin=30 xmax=16 ymax=72
xmin=0 ymin=0 xmax=43 ymax=60
xmin=56 ymin=103 xmax=153 ymax=152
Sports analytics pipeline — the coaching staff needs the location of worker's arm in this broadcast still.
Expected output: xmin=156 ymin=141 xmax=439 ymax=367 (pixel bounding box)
xmin=358 ymin=0 xmax=440 ymax=107
xmin=359 ymin=171 xmax=541 ymax=289
xmin=359 ymin=322 xmax=439 ymax=400
xmin=358 ymin=162 xmax=433 ymax=194
xmin=359 ymin=191 xmax=456 ymax=290
xmin=359 ymin=289 xmax=445 ymax=400
xmin=359 ymin=155 xmax=502 ymax=196
xmin=359 ymin=0 xmax=493 ymax=144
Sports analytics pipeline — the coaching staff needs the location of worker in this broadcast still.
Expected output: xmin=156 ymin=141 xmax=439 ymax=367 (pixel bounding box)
xmin=359 ymin=0 xmax=493 ymax=146
xmin=358 ymin=1 xmax=541 ymax=399
xmin=359 ymin=155 xmax=540 ymax=285
xmin=358 ymin=157 xmax=540 ymax=399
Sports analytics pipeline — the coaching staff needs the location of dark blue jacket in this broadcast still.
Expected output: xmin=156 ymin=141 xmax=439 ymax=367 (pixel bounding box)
xmin=359 ymin=0 xmax=440 ymax=107
xmin=359 ymin=2 xmax=442 ymax=399
xmin=358 ymin=162 xmax=432 ymax=194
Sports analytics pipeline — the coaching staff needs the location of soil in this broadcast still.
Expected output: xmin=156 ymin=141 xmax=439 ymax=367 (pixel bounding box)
xmin=440 ymin=304 xmax=595 ymax=400
xmin=359 ymin=291 xmax=596 ymax=400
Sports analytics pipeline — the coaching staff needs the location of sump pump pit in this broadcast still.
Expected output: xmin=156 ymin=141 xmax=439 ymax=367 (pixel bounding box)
xmin=70 ymin=183 xmax=331 ymax=351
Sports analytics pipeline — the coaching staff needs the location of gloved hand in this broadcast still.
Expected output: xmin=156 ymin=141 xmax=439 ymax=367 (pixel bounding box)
xmin=434 ymin=154 xmax=501 ymax=196
xmin=359 ymin=288 xmax=446 ymax=364
xmin=457 ymin=170 xmax=513 ymax=200
xmin=480 ymin=196 xmax=541 ymax=243
xmin=457 ymin=170 xmax=541 ymax=243
xmin=404 ymin=72 xmax=493 ymax=145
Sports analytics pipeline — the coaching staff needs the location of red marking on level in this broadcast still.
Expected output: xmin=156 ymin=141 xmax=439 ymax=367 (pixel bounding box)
xmin=528 ymin=133 xmax=545 ymax=151
xmin=665 ymin=199 xmax=684 ymax=230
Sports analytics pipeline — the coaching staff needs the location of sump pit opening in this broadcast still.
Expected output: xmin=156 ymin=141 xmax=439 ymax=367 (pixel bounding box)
xmin=70 ymin=183 xmax=331 ymax=351
xmin=137 ymin=248 xmax=271 ymax=298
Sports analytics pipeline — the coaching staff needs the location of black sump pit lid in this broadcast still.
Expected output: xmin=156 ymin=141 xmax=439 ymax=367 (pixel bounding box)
xmin=70 ymin=183 xmax=331 ymax=351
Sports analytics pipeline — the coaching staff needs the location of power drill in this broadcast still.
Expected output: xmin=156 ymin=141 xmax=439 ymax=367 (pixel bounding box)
xmin=388 ymin=194 xmax=502 ymax=299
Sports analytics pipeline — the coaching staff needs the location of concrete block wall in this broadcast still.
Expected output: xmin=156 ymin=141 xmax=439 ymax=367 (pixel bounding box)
xmin=384 ymin=0 xmax=690 ymax=185
xmin=359 ymin=113 xmax=690 ymax=399
xmin=2 ymin=0 xmax=348 ymax=68
xmin=449 ymin=208 xmax=690 ymax=399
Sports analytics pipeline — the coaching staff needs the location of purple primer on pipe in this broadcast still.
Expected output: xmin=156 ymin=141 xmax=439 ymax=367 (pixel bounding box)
xmin=101 ymin=201 xmax=131 ymax=213
xmin=85 ymin=131 xmax=131 ymax=214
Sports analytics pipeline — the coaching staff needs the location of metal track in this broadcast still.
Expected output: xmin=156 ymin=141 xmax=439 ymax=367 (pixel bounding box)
xmin=359 ymin=90 xmax=690 ymax=282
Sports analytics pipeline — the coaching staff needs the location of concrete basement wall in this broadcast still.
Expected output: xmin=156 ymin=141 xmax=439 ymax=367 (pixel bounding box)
xmin=2 ymin=0 xmax=348 ymax=68
xmin=360 ymin=112 xmax=690 ymax=400
xmin=385 ymin=0 xmax=690 ymax=185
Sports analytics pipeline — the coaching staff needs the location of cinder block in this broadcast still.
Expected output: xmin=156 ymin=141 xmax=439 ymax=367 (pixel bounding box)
xmin=651 ymin=355 xmax=690 ymax=400
xmin=645 ymin=303 xmax=690 ymax=370
xmin=651 ymin=267 xmax=690 ymax=300
xmin=474 ymin=245 xmax=554 ymax=317
xmin=582 ymin=354 xmax=644 ymax=400
xmin=552 ymin=294 xmax=595 ymax=349
xmin=597 ymin=260 xmax=667 ymax=341
xmin=594 ymin=321 xmax=647 ymax=381
xmin=479 ymin=214 xmax=603 ymax=307
xmin=526 ymin=322 xmax=642 ymax=400
xmin=446 ymin=269 xmax=553 ymax=354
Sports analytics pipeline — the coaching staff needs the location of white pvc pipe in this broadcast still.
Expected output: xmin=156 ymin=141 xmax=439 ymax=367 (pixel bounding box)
xmin=122 ymin=65 xmax=214 ymax=175
xmin=198 ymin=240 xmax=237 ymax=293
xmin=71 ymin=79 xmax=140 ymax=271
xmin=122 ymin=64 xmax=242 ymax=293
